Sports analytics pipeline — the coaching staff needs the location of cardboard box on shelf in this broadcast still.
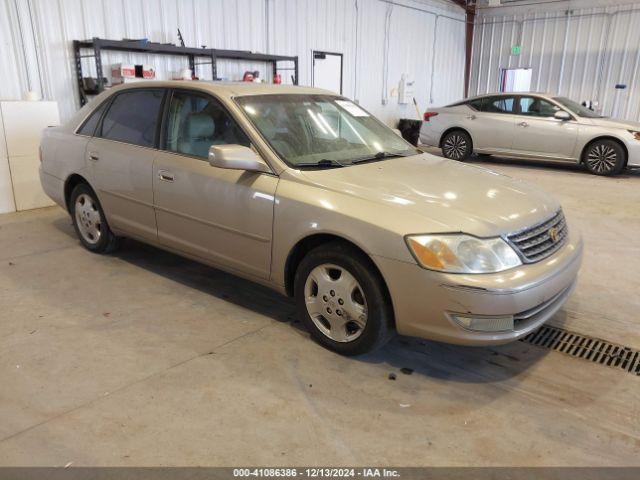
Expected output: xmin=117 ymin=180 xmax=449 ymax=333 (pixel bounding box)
xmin=111 ymin=64 xmax=156 ymax=84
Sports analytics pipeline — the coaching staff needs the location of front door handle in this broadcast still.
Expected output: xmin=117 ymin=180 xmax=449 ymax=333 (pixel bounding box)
xmin=88 ymin=152 xmax=99 ymax=161
xmin=158 ymin=170 xmax=175 ymax=182
xmin=518 ymin=121 xmax=529 ymax=127
xmin=466 ymin=114 xmax=477 ymax=120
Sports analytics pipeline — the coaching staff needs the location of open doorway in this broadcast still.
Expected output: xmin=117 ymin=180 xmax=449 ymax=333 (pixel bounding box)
xmin=312 ymin=51 xmax=343 ymax=94
xmin=499 ymin=67 xmax=532 ymax=92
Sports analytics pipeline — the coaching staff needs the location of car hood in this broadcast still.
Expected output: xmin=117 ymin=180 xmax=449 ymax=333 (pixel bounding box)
xmin=298 ymin=153 xmax=560 ymax=237
xmin=586 ymin=117 xmax=640 ymax=130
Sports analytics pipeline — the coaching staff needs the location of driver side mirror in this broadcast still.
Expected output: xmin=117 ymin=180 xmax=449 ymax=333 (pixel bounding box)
xmin=208 ymin=145 xmax=271 ymax=173
xmin=554 ymin=110 xmax=572 ymax=121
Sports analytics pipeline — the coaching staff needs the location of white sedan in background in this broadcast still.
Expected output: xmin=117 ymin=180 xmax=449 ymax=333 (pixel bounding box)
xmin=420 ymin=92 xmax=640 ymax=176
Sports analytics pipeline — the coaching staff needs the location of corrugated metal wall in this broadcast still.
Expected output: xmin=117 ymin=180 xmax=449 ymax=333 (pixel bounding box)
xmin=471 ymin=1 xmax=640 ymax=121
xmin=0 ymin=0 xmax=465 ymax=125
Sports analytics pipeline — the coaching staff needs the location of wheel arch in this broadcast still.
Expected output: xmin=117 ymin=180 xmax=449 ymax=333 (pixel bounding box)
xmin=580 ymin=136 xmax=628 ymax=167
xmin=64 ymin=174 xmax=93 ymax=212
xmin=283 ymin=234 xmax=394 ymax=322
xmin=439 ymin=127 xmax=474 ymax=150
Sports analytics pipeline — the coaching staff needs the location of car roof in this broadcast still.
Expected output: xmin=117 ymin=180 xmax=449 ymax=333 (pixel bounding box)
xmin=105 ymin=80 xmax=338 ymax=100
xmin=466 ymin=92 xmax=556 ymax=101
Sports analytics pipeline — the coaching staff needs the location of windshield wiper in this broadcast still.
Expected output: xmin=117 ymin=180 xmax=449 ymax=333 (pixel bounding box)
xmin=295 ymin=159 xmax=346 ymax=169
xmin=350 ymin=151 xmax=411 ymax=165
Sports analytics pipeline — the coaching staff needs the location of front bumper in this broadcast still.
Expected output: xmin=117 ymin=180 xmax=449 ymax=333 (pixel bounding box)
xmin=374 ymin=229 xmax=583 ymax=346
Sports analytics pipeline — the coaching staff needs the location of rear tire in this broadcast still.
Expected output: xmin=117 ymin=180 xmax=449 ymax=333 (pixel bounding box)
xmin=70 ymin=183 xmax=121 ymax=254
xmin=583 ymin=139 xmax=626 ymax=176
xmin=441 ymin=130 xmax=472 ymax=161
xmin=294 ymin=242 xmax=394 ymax=356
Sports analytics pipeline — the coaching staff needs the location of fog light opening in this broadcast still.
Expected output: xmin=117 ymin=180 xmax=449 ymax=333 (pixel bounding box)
xmin=451 ymin=314 xmax=514 ymax=332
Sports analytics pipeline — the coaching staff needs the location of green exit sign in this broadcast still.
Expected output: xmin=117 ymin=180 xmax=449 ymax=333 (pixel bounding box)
xmin=511 ymin=45 xmax=521 ymax=55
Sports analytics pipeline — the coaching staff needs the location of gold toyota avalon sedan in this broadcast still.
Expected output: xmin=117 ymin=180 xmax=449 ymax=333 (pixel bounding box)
xmin=40 ymin=82 xmax=583 ymax=355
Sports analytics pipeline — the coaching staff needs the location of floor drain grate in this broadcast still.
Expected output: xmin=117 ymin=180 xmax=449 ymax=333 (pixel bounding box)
xmin=520 ymin=325 xmax=640 ymax=376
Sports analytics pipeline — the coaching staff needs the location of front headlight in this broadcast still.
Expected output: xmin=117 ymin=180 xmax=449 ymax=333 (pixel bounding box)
xmin=628 ymin=130 xmax=640 ymax=141
xmin=406 ymin=234 xmax=522 ymax=273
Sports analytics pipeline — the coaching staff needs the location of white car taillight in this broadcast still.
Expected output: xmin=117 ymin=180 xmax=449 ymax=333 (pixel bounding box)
xmin=423 ymin=112 xmax=439 ymax=122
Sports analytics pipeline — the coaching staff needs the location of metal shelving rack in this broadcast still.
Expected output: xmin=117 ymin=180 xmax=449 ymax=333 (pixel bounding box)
xmin=73 ymin=37 xmax=299 ymax=106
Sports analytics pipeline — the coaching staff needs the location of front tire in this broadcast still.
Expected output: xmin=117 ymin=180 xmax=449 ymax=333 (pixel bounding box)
xmin=70 ymin=183 xmax=121 ymax=253
xmin=294 ymin=242 xmax=394 ymax=356
xmin=583 ymin=139 xmax=626 ymax=176
xmin=441 ymin=130 xmax=472 ymax=161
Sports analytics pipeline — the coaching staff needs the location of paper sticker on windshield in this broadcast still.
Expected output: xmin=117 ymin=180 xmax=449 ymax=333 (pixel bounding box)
xmin=335 ymin=100 xmax=369 ymax=117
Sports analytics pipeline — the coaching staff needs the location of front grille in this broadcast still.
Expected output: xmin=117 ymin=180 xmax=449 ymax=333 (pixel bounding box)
xmin=506 ymin=210 xmax=567 ymax=263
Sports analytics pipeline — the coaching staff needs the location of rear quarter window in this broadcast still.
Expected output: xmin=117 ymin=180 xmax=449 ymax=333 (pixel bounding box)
xmin=77 ymin=100 xmax=109 ymax=136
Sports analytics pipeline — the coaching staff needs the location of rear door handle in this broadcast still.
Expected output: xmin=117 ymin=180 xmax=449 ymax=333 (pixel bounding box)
xmin=88 ymin=152 xmax=99 ymax=161
xmin=466 ymin=115 xmax=476 ymax=120
xmin=158 ymin=170 xmax=175 ymax=182
xmin=518 ymin=121 xmax=529 ymax=127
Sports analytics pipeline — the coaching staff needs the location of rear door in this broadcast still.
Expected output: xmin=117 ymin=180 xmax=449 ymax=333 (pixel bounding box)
xmin=511 ymin=96 xmax=579 ymax=160
xmin=464 ymin=95 xmax=517 ymax=152
xmin=152 ymin=90 xmax=277 ymax=279
xmin=86 ymin=88 xmax=165 ymax=240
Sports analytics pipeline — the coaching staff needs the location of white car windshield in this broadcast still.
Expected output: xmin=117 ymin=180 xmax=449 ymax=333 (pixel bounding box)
xmin=553 ymin=97 xmax=604 ymax=118
xmin=236 ymin=94 xmax=419 ymax=167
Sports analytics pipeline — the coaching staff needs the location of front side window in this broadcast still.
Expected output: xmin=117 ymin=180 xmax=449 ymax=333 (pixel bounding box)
xmin=519 ymin=97 xmax=561 ymax=117
xmin=99 ymin=90 xmax=164 ymax=147
xmin=164 ymin=91 xmax=250 ymax=159
xmin=235 ymin=94 xmax=418 ymax=167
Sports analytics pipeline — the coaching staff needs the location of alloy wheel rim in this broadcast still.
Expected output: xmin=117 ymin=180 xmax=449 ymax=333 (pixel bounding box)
xmin=304 ymin=263 xmax=368 ymax=343
xmin=75 ymin=194 xmax=102 ymax=245
xmin=587 ymin=144 xmax=617 ymax=173
xmin=443 ymin=135 xmax=467 ymax=159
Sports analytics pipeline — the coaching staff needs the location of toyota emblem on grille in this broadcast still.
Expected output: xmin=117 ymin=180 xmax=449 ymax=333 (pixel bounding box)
xmin=549 ymin=227 xmax=559 ymax=242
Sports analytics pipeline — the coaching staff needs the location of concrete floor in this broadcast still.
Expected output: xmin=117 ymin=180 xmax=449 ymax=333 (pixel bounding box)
xmin=0 ymin=156 xmax=639 ymax=466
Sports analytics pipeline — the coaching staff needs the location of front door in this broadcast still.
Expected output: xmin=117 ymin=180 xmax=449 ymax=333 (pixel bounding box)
xmin=87 ymin=88 xmax=165 ymax=240
xmin=511 ymin=96 xmax=579 ymax=160
xmin=153 ymin=90 xmax=277 ymax=279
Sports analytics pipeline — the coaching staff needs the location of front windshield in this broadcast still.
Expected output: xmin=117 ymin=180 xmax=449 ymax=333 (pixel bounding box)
xmin=553 ymin=97 xmax=604 ymax=118
xmin=235 ymin=94 xmax=419 ymax=167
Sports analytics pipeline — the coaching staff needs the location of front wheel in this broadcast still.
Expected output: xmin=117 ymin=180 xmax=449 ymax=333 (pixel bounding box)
xmin=294 ymin=242 xmax=394 ymax=356
xmin=441 ymin=130 xmax=472 ymax=161
xmin=583 ymin=139 xmax=626 ymax=176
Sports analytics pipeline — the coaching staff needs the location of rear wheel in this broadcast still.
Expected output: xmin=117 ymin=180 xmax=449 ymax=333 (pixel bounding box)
xmin=441 ymin=130 xmax=472 ymax=161
xmin=294 ymin=242 xmax=394 ymax=356
xmin=70 ymin=183 xmax=121 ymax=253
xmin=583 ymin=139 xmax=626 ymax=176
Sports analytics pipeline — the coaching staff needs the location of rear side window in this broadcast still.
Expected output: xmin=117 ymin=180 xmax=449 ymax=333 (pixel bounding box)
xmin=77 ymin=100 xmax=109 ymax=136
xmin=99 ymin=90 xmax=164 ymax=148
xmin=483 ymin=96 xmax=515 ymax=114
xmin=468 ymin=98 xmax=485 ymax=111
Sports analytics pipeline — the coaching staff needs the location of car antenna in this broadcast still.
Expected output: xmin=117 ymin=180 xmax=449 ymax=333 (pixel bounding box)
xmin=177 ymin=28 xmax=185 ymax=47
